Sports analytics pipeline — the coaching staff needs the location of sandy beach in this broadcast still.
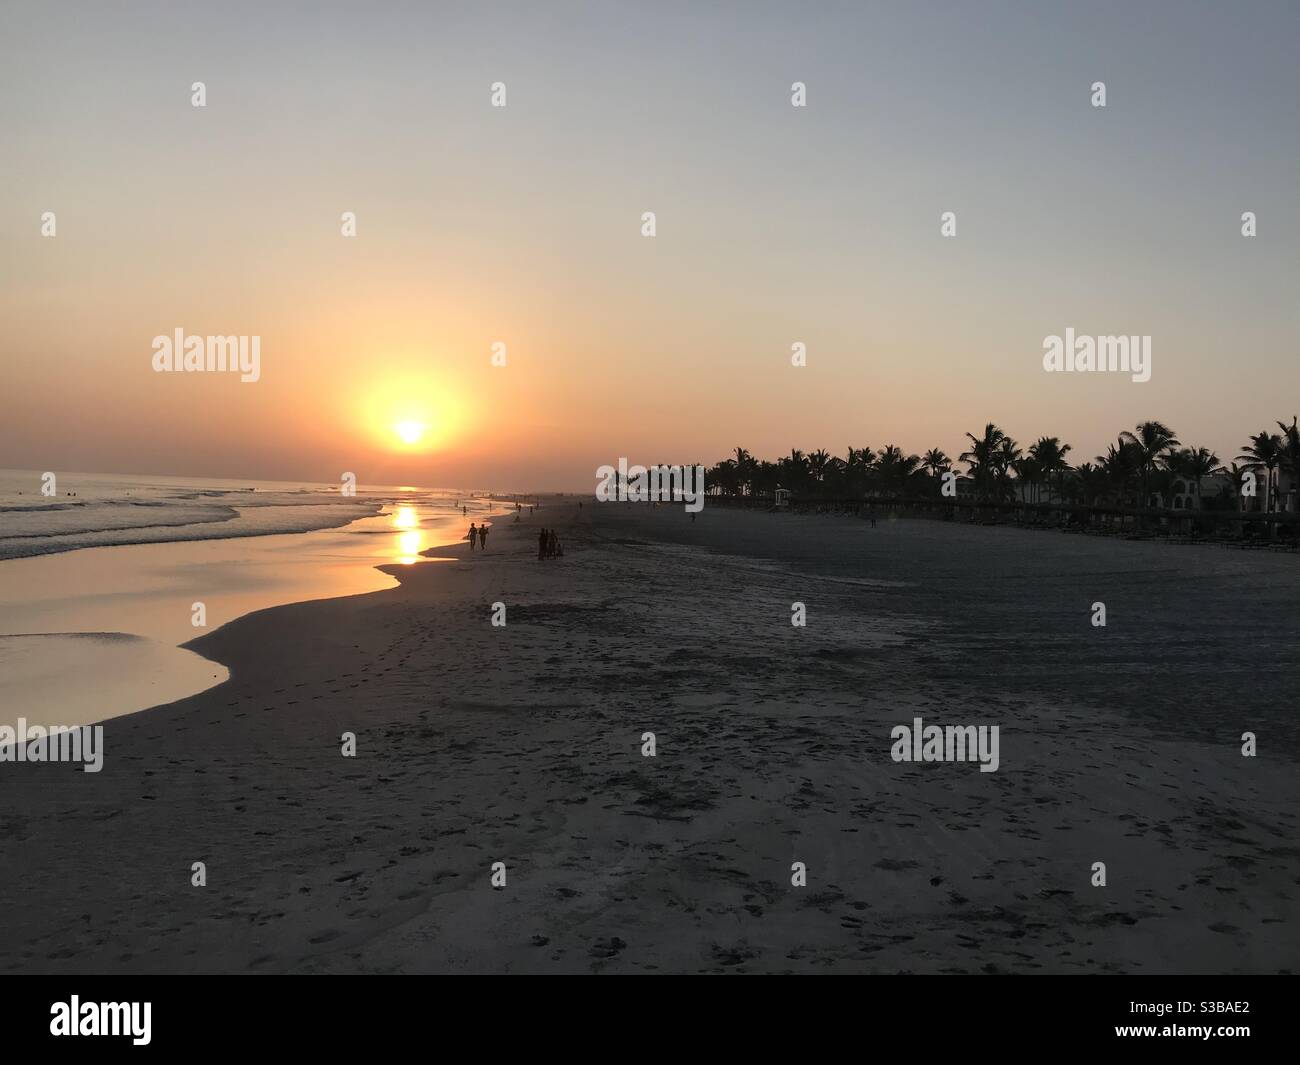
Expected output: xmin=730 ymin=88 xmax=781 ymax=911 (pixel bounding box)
xmin=1 ymin=504 xmax=1295 ymax=974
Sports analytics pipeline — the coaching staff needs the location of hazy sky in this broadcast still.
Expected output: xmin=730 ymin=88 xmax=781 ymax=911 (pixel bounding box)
xmin=2 ymin=1 xmax=1297 ymax=489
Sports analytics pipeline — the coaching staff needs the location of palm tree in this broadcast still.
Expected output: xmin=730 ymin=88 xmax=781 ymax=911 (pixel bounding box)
xmin=875 ymin=445 xmax=922 ymax=496
xmin=780 ymin=449 xmax=810 ymax=494
xmin=922 ymin=448 xmax=951 ymax=477
xmin=960 ymin=423 xmax=1008 ymax=501
xmin=922 ymin=448 xmax=951 ymax=497
xmin=1220 ymin=463 xmax=1251 ymax=511
xmin=1097 ymin=440 xmax=1142 ymax=507
xmin=1071 ymin=462 xmax=1109 ymax=507
xmin=1166 ymin=446 xmax=1222 ymax=510
xmin=1011 ymin=456 xmax=1044 ymax=503
xmin=1120 ymin=421 xmax=1179 ymax=509
xmin=709 ymin=421 xmax=1289 ymax=517
xmin=841 ymin=447 xmax=875 ymax=497
xmin=707 ymin=459 xmax=740 ymax=496
xmin=807 ymin=448 xmax=832 ymax=486
xmin=1028 ymin=436 xmax=1073 ymax=503
xmin=995 ymin=437 xmax=1023 ymax=501
xmin=1277 ymin=417 xmax=1300 ymax=513
xmin=1237 ymin=431 xmax=1282 ymax=512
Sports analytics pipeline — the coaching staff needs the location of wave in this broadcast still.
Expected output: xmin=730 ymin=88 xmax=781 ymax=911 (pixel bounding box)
xmin=0 ymin=507 xmax=240 ymax=540
xmin=0 ymin=501 xmax=381 ymax=560
xmin=0 ymin=502 xmax=88 ymax=512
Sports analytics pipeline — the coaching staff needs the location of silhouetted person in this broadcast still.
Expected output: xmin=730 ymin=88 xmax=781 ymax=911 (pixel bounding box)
xmin=479 ymin=525 xmax=489 ymax=550
xmin=538 ymin=528 xmax=547 ymax=560
xmin=468 ymin=523 xmax=478 ymax=549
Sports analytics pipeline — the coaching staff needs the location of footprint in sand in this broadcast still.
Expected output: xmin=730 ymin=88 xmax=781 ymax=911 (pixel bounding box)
xmin=709 ymin=943 xmax=757 ymax=966
xmin=588 ymin=936 xmax=626 ymax=958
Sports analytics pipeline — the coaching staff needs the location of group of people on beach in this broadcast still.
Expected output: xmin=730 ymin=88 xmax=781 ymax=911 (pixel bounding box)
xmin=467 ymin=507 xmax=553 ymax=554
xmin=537 ymin=528 xmax=562 ymax=560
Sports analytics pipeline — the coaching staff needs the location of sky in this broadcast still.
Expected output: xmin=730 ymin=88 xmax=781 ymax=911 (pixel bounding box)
xmin=2 ymin=0 xmax=1298 ymax=490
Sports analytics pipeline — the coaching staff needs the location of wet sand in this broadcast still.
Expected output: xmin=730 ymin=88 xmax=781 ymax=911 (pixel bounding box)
xmin=0 ymin=503 xmax=1296 ymax=973
xmin=0 ymin=501 xmax=468 ymax=732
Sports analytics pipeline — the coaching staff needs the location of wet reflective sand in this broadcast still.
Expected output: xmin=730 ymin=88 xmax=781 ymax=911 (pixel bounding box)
xmin=0 ymin=502 xmax=477 ymax=731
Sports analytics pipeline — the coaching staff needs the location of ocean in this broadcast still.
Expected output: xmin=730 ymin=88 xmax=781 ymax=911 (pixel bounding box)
xmin=0 ymin=470 xmax=488 ymax=732
xmin=0 ymin=469 xmax=394 ymax=559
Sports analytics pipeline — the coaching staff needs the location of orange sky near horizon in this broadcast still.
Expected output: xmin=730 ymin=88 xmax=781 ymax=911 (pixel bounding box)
xmin=3 ymin=3 xmax=1298 ymax=491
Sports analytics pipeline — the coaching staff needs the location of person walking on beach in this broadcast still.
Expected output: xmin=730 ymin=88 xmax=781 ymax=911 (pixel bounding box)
xmin=479 ymin=524 xmax=489 ymax=550
xmin=538 ymin=528 xmax=547 ymax=560
xmin=468 ymin=523 xmax=478 ymax=549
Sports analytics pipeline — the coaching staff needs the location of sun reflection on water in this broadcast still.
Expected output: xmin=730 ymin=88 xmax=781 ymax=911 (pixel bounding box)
xmin=392 ymin=505 xmax=423 ymax=563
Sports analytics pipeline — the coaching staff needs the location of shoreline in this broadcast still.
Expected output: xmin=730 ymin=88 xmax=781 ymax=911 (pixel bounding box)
xmin=0 ymin=498 xmax=484 ymax=733
xmin=1 ymin=502 xmax=1296 ymax=973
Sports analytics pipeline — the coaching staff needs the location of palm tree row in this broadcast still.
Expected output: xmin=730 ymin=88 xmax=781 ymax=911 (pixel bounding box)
xmin=707 ymin=418 xmax=1300 ymax=513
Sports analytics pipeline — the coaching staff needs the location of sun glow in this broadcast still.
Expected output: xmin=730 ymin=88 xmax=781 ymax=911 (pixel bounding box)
xmin=356 ymin=374 xmax=468 ymax=454
xmin=394 ymin=420 xmax=426 ymax=445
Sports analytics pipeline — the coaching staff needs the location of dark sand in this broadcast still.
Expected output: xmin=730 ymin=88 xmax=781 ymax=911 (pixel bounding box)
xmin=1 ymin=503 xmax=1296 ymax=973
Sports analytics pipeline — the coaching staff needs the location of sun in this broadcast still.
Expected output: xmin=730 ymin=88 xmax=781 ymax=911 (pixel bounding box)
xmin=394 ymin=420 xmax=426 ymax=445
xmin=355 ymin=372 xmax=471 ymax=454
